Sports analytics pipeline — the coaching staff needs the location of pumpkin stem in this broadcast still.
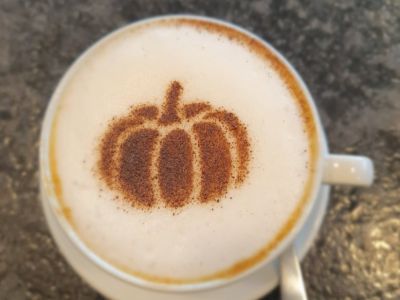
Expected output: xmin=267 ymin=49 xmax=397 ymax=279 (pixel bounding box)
xmin=159 ymin=81 xmax=183 ymax=125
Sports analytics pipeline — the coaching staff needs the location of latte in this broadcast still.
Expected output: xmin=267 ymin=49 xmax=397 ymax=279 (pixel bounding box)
xmin=48 ymin=17 xmax=318 ymax=283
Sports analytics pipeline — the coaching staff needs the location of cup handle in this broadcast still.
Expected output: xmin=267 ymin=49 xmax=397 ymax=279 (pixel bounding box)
xmin=322 ymin=154 xmax=374 ymax=186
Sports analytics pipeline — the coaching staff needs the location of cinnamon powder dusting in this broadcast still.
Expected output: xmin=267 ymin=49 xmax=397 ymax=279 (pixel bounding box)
xmin=99 ymin=117 xmax=144 ymax=186
xmin=158 ymin=129 xmax=193 ymax=207
xmin=97 ymin=80 xmax=251 ymax=209
xmin=192 ymin=122 xmax=231 ymax=202
xmin=133 ymin=105 xmax=159 ymax=120
xmin=158 ymin=81 xmax=183 ymax=125
xmin=205 ymin=111 xmax=250 ymax=184
xmin=183 ymin=103 xmax=211 ymax=118
xmin=119 ymin=129 xmax=159 ymax=207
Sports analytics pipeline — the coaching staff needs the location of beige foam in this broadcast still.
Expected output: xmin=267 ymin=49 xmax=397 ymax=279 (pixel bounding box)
xmin=49 ymin=18 xmax=317 ymax=283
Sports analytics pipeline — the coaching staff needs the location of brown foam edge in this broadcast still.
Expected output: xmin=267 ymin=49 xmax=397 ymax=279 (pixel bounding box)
xmin=48 ymin=17 xmax=319 ymax=285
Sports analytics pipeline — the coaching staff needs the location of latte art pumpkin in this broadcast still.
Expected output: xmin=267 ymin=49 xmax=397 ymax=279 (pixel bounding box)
xmin=98 ymin=81 xmax=250 ymax=209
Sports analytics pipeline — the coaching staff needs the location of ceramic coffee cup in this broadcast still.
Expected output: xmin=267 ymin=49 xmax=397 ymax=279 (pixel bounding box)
xmin=39 ymin=15 xmax=374 ymax=299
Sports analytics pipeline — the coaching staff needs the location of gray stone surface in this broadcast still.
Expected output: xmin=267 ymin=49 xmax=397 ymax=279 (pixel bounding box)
xmin=0 ymin=0 xmax=399 ymax=299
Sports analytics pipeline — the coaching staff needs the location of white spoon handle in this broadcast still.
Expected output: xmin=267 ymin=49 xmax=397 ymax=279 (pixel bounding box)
xmin=279 ymin=245 xmax=307 ymax=300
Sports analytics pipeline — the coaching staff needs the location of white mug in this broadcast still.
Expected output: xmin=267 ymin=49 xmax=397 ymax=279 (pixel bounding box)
xmin=39 ymin=15 xmax=374 ymax=300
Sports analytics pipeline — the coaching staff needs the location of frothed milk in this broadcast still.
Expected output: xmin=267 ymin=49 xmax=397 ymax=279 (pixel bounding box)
xmin=49 ymin=18 xmax=318 ymax=283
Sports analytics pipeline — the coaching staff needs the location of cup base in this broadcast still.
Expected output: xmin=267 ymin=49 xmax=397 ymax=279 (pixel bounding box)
xmin=41 ymin=185 xmax=330 ymax=300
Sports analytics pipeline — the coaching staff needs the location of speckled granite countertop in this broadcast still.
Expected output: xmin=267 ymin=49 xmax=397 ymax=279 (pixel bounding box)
xmin=0 ymin=1 xmax=399 ymax=299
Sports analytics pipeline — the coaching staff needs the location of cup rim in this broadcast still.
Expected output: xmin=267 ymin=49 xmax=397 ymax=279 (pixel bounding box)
xmin=39 ymin=14 xmax=328 ymax=293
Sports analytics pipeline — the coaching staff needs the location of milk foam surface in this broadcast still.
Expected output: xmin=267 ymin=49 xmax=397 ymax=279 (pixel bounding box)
xmin=52 ymin=20 xmax=312 ymax=280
